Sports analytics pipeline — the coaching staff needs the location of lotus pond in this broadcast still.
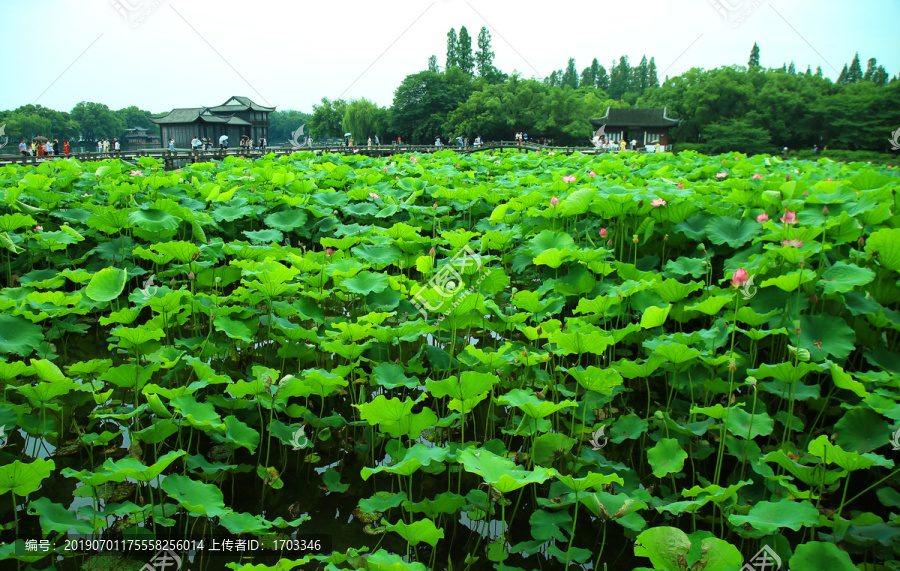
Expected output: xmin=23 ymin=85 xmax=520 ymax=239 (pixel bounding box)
xmin=0 ymin=149 xmax=898 ymax=571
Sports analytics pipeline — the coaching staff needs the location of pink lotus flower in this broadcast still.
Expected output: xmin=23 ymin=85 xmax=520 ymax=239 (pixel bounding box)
xmin=782 ymin=239 xmax=803 ymax=248
xmin=780 ymin=210 xmax=797 ymax=224
xmin=827 ymin=177 xmax=832 ymax=181
xmin=731 ymin=268 xmax=749 ymax=287
xmin=651 ymin=198 xmax=667 ymax=207
xmin=369 ymin=192 xmax=380 ymax=199
xmin=325 ymin=248 xmax=334 ymax=257
xmin=395 ymin=176 xmax=399 ymax=180
xmin=82 ymin=193 xmax=90 ymax=197
xmin=34 ymin=225 xmax=43 ymax=231
xmin=411 ymin=157 xmax=418 ymax=163
xmin=722 ymin=159 xmax=727 ymax=163
xmin=550 ymin=196 xmax=560 ymax=208
xmin=383 ymin=167 xmax=388 ymax=172
xmin=677 ymin=182 xmax=684 ymax=190
xmin=757 ymin=213 xmax=769 ymax=223
xmin=187 ymin=271 xmax=195 ymax=280
xmin=716 ymin=172 xmax=727 ymax=178
xmin=433 ymin=202 xmax=438 ymax=208
xmin=599 ymin=228 xmax=608 ymax=238
xmin=589 ymin=171 xmax=597 ymax=177
xmin=563 ymin=175 xmax=576 ymax=183
xmin=130 ymin=170 xmax=142 ymax=177
xmin=751 ymin=173 xmax=763 ymax=180
xmin=786 ymin=174 xmax=791 ymax=181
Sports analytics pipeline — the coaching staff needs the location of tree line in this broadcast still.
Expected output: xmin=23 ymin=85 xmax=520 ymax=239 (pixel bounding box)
xmin=2 ymin=35 xmax=897 ymax=155
xmin=305 ymin=37 xmax=899 ymax=154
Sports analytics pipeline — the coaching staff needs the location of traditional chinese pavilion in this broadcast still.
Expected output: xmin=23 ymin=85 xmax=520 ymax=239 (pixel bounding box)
xmin=151 ymin=96 xmax=275 ymax=149
xmin=589 ymin=107 xmax=681 ymax=150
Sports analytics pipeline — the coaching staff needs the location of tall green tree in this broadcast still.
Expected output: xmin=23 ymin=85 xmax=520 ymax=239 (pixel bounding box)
xmin=748 ymin=42 xmax=760 ymax=67
xmin=562 ymin=58 xmax=578 ymax=89
xmin=788 ymin=61 xmax=796 ymax=75
xmin=391 ymin=71 xmax=457 ymax=143
xmin=596 ymin=65 xmax=610 ymax=91
xmin=309 ymin=97 xmax=347 ymax=139
xmin=590 ymin=59 xmax=601 ymax=88
xmin=837 ymin=64 xmax=849 ymax=84
xmin=343 ymin=98 xmax=382 ymax=140
xmin=637 ymin=56 xmax=650 ymax=92
xmin=446 ymin=28 xmax=458 ymax=69
xmin=648 ymin=58 xmax=659 ymax=88
xmin=609 ymin=56 xmax=631 ymax=99
xmin=457 ymin=26 xmax=475 ymax=74
xmin=580 ymin=67 xmax=593 ymax=89
xmin=475 ymin=26 xmax=496 ymax=79
xmin=848 ymin=52 xmax=863 ymax=83
xmin=428 ymin=55 xmax=439 ymax=73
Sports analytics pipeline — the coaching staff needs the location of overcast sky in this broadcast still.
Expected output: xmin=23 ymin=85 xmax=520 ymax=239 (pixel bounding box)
xmin=3 ymin=0 xmax=898 ymax=114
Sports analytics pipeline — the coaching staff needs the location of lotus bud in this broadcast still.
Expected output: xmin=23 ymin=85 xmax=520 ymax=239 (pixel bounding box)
xmin=677 ymin=182 xmax=684 ymax=190
xmin=664 ymin=234 xmax=669 ymax=242
xmin=786 ymin=174 xmax=791 ymax=181
xmin=187 ymin=271 xmax=195 ymax=281
xmin=822 ymin=205 xmax=829 ymax=216
xmin=170 ymin=278 xmax=176 ymax=287
xmin=607 ymin=239 xmax=613 ymax=245
xmin=536 ymin=327 xmax=542 ymax=335
xmin=810 ymin=294 xmax=818 ymax=304
xmin=798 ymin=260 xmax=805 ymax=268
xmin=858 ymin=236 xmax=865 ymax=247
xmin=429 ymin=246 xmax=436 ymax=257
xmin=433 ymin=202 xmax=438 ymax=209
xmin=599 ymin=228 xmax=608 ymax=238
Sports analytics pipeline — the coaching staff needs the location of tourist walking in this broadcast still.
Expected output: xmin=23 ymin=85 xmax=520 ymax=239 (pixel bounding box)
xmin=113 ymin=139 xmax=120 ymax=153
xmin=96 ymin=140 xmax=103 ymax=154
xmin=191 ymin=136 xmax=201 ymax=151
xmin=219 ymin=134 xmax=228 ymax=149
xmin=53 ymin=139 xmax=60 ymax=155
xmin=63 ymin=139 xmax=70 ymax=154
xmin=374 ymin=135 xmax=379 ymax=147
xmin=19 ymin=140 xmax=27 ymax=156
xmin=103 ymin=139 xmax=110 ymax=155
xmin=367 ymin=137 xmax=372 ymax=148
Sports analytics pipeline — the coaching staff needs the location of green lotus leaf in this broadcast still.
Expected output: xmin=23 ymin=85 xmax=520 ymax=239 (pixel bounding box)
xmin=808 ymin=434 xmax=892 ymax=471
xmin=160 ymin=473 xmax=229 ymax=517
xmin=554 ymin=470 xmax=624 ymax=492
xmin=458 ymin=448 xmax=554 ymax=493
xmin=361 ymin=443 xmax=448 ymax=479
xmin=265 ymin=209 xmax=308 ymax=231
xmin=27 ymin=496 xmax=100 ymax=535
xmin=647 ymin=438 xmax=688 ymax=477
xmin=0 ymin=212 xmax=36 ymax=232
xmin=85 ymin=267 xmax=127 ymax=302
xmin=387 ymin=518 xmax=444 ymax=547
xmin=217 ymin=511 xmax=269 ymax=535
xmin=789 ymin=541 xmax=856 ymax=571
xmin=342 ymin=271 xmax=389 ymax=295
xmin=664 ymin=256 xmax=707 ymax=279
xmin=244 ymin=228 xmax=283 ymax=244
xmin=728 ymin=498 xmax=819 ymax=534
xmin=820 ymin=261 xmax=875 ymax=294
xmin=725 ymin=408 xmax=774 ymax=439
xmin=351 ymin=244 xmax=402 ymax=268
xmin=527 ymin=230 xmax=575 ymax=257
xmin=127 ymin=208 xmax=180 ymax=234
xmin=865 ymin=227 xmax=900 ymax=271
xmin=706 ymin=215 xmax=761 ymax=247
xmin=798 ymin=314 xmax=855 ymax=361
xmin=426 ymin=371 xmax=495 ymax=412
xmin=834 ymin=407 xmax=889 ymax=452
xmin=495 ymin=388 xmax=576 ymax=419
xmin=640 ymin=305 xmax=671 ymax=329
xmin=62 ymin=450 xmax=185 ymax=485
xmin=533 ymin=433 xmax=576 ymax=467
xmin=0 ymin=458 xmax=55 ymax=496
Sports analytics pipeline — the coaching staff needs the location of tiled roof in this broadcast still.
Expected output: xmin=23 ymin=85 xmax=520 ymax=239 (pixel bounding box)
xmin=590 ymin=107 xmax=682 ymax=128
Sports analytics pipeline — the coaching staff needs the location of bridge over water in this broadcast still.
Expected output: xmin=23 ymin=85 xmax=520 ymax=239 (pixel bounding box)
xmin=0 ymin=140 xmax=628 ymax=170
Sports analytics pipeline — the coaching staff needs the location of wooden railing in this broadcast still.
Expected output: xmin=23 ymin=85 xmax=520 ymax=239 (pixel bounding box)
xmin=0 ymin=140 xmax=660 ymax=168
